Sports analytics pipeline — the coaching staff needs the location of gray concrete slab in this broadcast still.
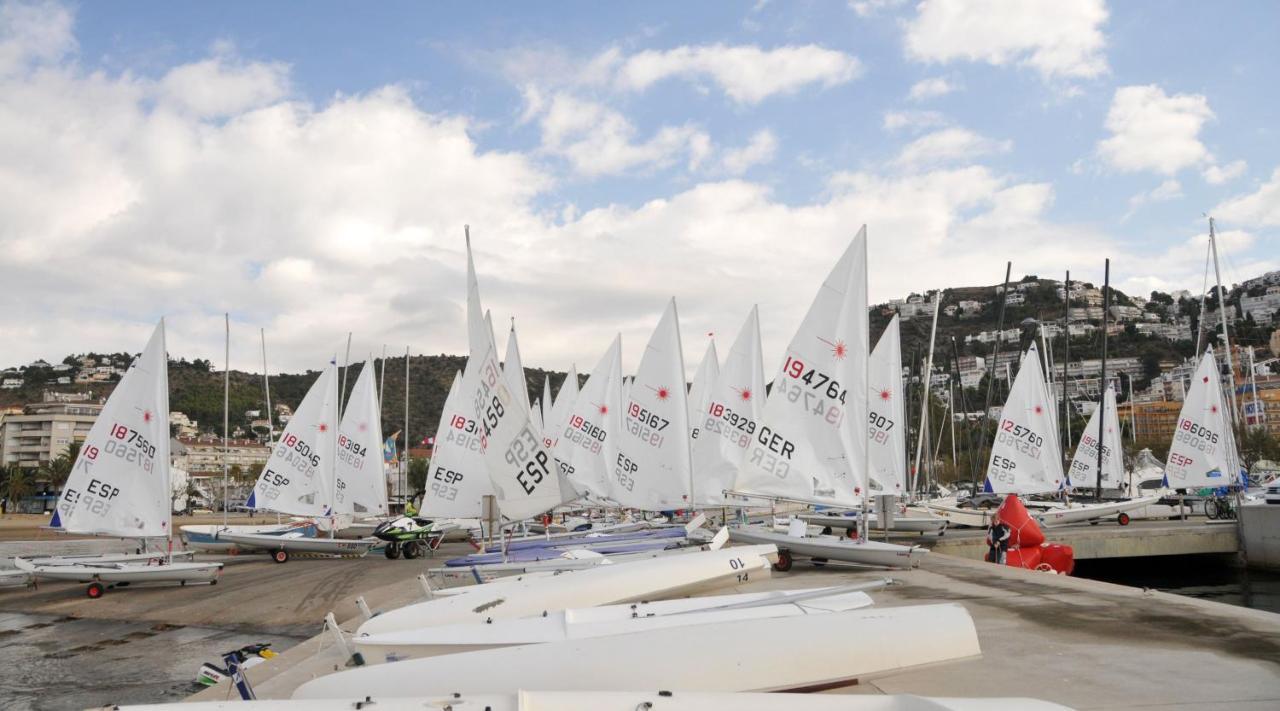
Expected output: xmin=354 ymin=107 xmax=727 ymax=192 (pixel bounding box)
xmin=932 ymin=519 xmax=1240 ymax=560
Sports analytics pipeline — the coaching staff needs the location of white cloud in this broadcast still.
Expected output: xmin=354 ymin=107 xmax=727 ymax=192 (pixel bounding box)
xmin=158 ymin=54 xmax=290 ymax=117
xmin=895 ymin=127 xmax=1011 ymax=167
xmin=1125 ymin=178 xmax=1183 ymax=219
xmin=1214 ymin=167 xmax=1280 ymax=228
xmin=904 ymin=0 xmax=1108 ymax=80
xmin=720 ymin=129 xmax=778 ymax=175
xmin=1097 ymin=85 xmax=1214 ymax=175
xmin=849 ymin=0 xmax=906 ymax=17
xmin=882 ymin=109 xmax=948 ymax=132
xmin=525 ymin=90 xmax=710 ymax=177
xmin=1120 ymin=229 xmax=1277 ymax=298
xmin=908 ymin=77 xmax=954 ymax=101
xmin=1203 ymin=159 xmax=1247 ymax=185
xmin=0 ymin=0 xmax=74 ymax=74
xmin=615 ymin=44 xmax=862 ymax=104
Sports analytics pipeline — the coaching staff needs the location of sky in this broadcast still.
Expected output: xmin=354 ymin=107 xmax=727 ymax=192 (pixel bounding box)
xmin=1 ymin=0 xmax=1278 ymax=376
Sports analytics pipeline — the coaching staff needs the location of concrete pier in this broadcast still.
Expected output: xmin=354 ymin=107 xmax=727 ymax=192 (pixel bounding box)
xmin=4 ymin=536 xmax=1278 ymax=709
xmin=932 ymin=519 xmax=1240 ymax=561
xmin=1242 ymin=504 xmax=1280 ymax=571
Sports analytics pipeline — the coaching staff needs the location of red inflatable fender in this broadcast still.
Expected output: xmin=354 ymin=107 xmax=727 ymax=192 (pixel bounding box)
xmin=996 ymin=495 xmax=1046 ymax=548
xmin=1039 ymin=543 xmax=1075 ymax=575
xmin=1003 ymin=546 xmax=1043 ymax=570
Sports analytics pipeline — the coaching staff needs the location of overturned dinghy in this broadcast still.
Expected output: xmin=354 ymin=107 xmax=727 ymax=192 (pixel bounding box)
xmin=356 ymin=584 xmax=882 ymax=662
xmin=99 ymin=692 xmax=1073 ymax=711
xmin=357 ymin=538 xmax=775 ymax=635
xmin=730 ymin=522 xmax=925 ymax=570
xmin=298 ymin=604 xmax=979 ymax=699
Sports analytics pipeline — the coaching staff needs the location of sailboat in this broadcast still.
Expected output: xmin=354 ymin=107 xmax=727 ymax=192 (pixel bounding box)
xmin=691 ymin=307 xmax=766 ymax=507
xmin=554 ymin=338 xmax=623 ymax=503
xmin=612 ymin=299 xmax=693 ymax=511
xmin=687 ymin=337 xmax=719 ymax=444
xmin=728 ymin=227 xmax=925 ymax=569
xmin=327 ymin=359 xmax=391 ymax=536
xmin=1163 ymin=348 xmax=1241 ymax=491
xmin=801 ymin=315 xmax=946 ymax=535
xmin=212 ymin=360 xmax=376 ymax=562
xmin=420 ymin=370 xmax=493 ymax=521
xmin=16 ymin=320 xmax=223 ymax=597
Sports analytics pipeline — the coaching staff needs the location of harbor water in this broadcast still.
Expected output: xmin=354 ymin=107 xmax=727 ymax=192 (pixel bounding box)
xmin=1074 ymin=554 xmax=1280 ymax=615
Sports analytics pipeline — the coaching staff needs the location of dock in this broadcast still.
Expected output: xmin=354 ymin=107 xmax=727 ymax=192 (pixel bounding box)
xmin=931 ymin=519 xmax=1240 ymax=561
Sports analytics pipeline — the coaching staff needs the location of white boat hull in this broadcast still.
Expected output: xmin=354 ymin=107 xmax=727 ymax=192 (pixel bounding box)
xmin=908 ymin=502 xmax=992 ymax=528
xmin=213 ymin=530 xmax=376 ymax=556
xmin=181 ymin=523 xmax=314 ymax=552
xmin=299 ymin=604 xmax=979 ymax=699
xmin=24 ymin=550 xmax=194 ymax=566
xmin=356 ymin=586 xmax=876 ymax=662
xmin=729 ymin=526 xmax=925 ymax=568
xmin=357 ymin=543 xmax=777 ymax=635
xmin=1033 ymin=496 xmax=1163 ymax=527
xmin=90 ymin=692 xmax=1074 ymax=711
xmin=800 ymin=512 xmax=947 ymax=534
xmin=13 ymin=556 xmax=221 ymax=584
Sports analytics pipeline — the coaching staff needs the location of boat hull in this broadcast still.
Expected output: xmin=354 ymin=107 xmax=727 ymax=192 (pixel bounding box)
xmin=213 ymin=531 xmax=375 ymax=556
xmin=181 ymin=523 xmax=316 ymax=552
xmin=1033 ymin=496 xmax=1163 ymax=527
xmin=300 ymin=604 xmax=979 ymax=699
xmin=14 ymin=556 xmax=221 ymax=584
xmin=728 ymin=526 xmax=925 ymax=568
xmin=800 ymin=512 xmax=948 ymax=534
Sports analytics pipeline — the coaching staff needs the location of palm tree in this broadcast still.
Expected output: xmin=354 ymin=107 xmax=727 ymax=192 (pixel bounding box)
xmin=40 ymin=441 xmax=80 ymax=490
xmin=4 ymin=465 xmax=32 ymax=516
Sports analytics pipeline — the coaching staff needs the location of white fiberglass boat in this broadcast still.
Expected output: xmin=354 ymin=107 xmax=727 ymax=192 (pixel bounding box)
xmin=1033 ymin=495 xmax=1163 ymax=527
xmin=14 ymin=556 xmax=219 ymax=596
xmin=298 ymin=604 xmax=979 ymax=699
xmin=99 ymin=692 xmax=1073 ymax=711
xmin=180 ymin=522 xmax=315 ymax=553
xmin=356 ymin=584 xmax=883 ymax=662
xmin=800 ymin=511 xmax=947 ymax=535
xmin=211 ymin=530 xmax=376 ymax=563
xmin=729 ymin=523 xmax=925 ymax=570
xmin=357 ymin=540 xmax=776 ymax=635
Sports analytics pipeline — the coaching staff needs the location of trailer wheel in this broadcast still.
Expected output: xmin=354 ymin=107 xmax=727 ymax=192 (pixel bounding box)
xmin=820 ymin=526 xmax=833 ymax=536
xmin=1117 ymin=512 xmax=1131 ymax=526
xmin=812 ymin=557 xmax=828 ymax=567
xmin=273 ymin=549 xmax=289 ymax=564
xmin=384 ymin=542 xmax=402 ymax=560
xmin=86 ymin=582 xmax=105 ymax=599
xmin=846 ymin=527 xmax=857 ymax=539
xmin=772 ymin=550 xmax=793 ymax=572
xmin=1089 ymin=520 xmax=1099 ymax=526
xmin=403 ymin=541 xmax=422 ymax=559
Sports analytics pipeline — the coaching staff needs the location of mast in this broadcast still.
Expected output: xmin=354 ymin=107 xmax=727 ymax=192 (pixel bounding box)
xmin=163 ymin=318 xmax=173 ymax=558
xmin=378 ymin=344 xmax=387 ymax=416
xmin=1208 ymin=217 xmax=1240 ymax=426
xmin=912 ymin=291 xmax=942 ymax=500
xmin=261 ymin=329 xmax=274 ymax=441
xmin=978 ymin=263 xmax=1013 ymax=489
xmin=948 ymin=381 xmax=958 ymax=487
xmin=1061 ymin=271 xmax=1072 ymax=461
xmin=1195 ymin=238 xmax=1212 ymax=356
xmin=340 ymin=332 xmax=353 ymax=413
xmin=403 ymin=345 xmax=410 ymax=510
xmin=222 ymin=314 xmax=230 ymax=528
xmin=1097 ymin=259 xmax=1110 ymax=502
xmin=1249 ymin=346 xmax=1262 ymax=431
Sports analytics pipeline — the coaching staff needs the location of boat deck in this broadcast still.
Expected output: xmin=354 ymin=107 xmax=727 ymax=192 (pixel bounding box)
xmin=4 ymin=538 xmax=1278 ymax=709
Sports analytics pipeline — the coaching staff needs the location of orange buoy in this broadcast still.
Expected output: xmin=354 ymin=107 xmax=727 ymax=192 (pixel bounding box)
xmin=1039 ymin=543 xmax=1075 ymax=575
xmin=996 ymin=495 xmax=1045 ymax=549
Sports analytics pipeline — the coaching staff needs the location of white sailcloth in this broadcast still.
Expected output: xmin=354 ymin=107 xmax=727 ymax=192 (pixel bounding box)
xmin=687 ymin=338 xmax=719 ymax=442
xmin=613 ymin=299 xmax=693 ymax=511
xmin=423 ymin=370 xmax=493 ymax=517
xmin=691 ymin=307 xmax=766 ymax=506
xmin=503 ymin=321 xmax=533 ymax=420
xmin=334 ymin=360 xmax=388 ymax=516
xmin=249 ymin=361 xmax=339 ymax=517
xmin=734 ymin=228 xmax=869 ymax=507
xmin=52 ymin=320 xmax=172 ymax=538
xmin=1067 ymin=384 xmax=1124 ymax=491
xmin=543 ymin=365 xmax=579 ymax=450
xmin=554 ymin=339 xmax=622 ymax=501
xmin=465 ymin=236 xmax=562 ymax=520
xmin=867 ymin=315 xmax=906 ymax=496
xmin=1163 ymin=349 xmax=1239 ymax=489
xmin=540 ymin=375 xmax=554 ymax=431
xmin=984 ymin=343 xmax=1064 ymax=495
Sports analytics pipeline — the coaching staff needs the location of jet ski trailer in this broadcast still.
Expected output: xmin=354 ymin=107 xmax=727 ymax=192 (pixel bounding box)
xmin=728 ymin=524 xmax=926 ymax=570
xmin=13 ymin=556 xmax=222 ymax=598
xmin=211 ymin=530 xmax=376 ymax=563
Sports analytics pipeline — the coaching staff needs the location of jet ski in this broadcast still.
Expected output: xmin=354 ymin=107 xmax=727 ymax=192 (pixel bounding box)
xmin=373 ymin=516 xmax=456 ymax=559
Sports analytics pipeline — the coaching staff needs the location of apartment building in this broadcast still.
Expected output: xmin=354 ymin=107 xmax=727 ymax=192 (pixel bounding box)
xmin=0 ymin=400 xmax=102 ymax=469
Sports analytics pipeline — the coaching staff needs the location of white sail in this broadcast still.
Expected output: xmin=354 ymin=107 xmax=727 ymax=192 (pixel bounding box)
xmin=687 ymin=338 xmax=719 ymax=442
xmin=503 ymin=320 xmax=533 ymax=419
xmin=1164 ymin=349 xmax=1238 ymax=489
xmin=543 ymin=365 xmax=579 ymax=450
xmin=530 ymin=399 xmax=544 ymax=433
xmin=691 ymin=307 xmax=766 ymax=506
xmin=734 ymin=228 xmax=869 ymax=507
xmin=1066 ymin=384 xmax=1124 ymax=491
xmin=52 ymin=321 xmax=172 ymax=538
xmin=249 ymin=361 xmax=339 ymax=517
xmin=554 ymin=338 xmax=622 ymax=501
xmin=334 ymin=360 xmax=388 ymax=516
xmin=984 ymin=343 xmax=1064 ymax=495
xmin=423 ymin=370 xmax=493 ymax=517
xmin=613 ymin=299 xmax=693 ymax=511
xmin=541 ymin=375 xmax=554 ymax=430
xmin=867 ymin=315 xmax=907 ymax=496
xmin=465 ymin=236 xmax=562 ymax=521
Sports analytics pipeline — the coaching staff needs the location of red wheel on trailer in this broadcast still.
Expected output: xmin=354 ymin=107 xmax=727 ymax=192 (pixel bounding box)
xmin=86 ymin=582 xmax=105 ymax=599
xmin=1118 ymin=512 xmax=1131 ymax=526
xmin=772 ymin=549 xmax=793 ymax=572
xmin=273 ymin=549 xmax=289 ymax=564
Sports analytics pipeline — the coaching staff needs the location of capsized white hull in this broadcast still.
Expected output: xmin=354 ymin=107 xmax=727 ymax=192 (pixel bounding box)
xmin=729 ymin=526 xmax=925 ymax=568
xmin=91 ymin=692 xmax=1073 ymax=711
xmin=356 ymin=585 xmax=879 ymax=662
xmin=13 ymin=556 xmax=221 ymax=584
xmin=213 ymin=530 xmax=376 ymax=556
xmin=1033 ymin=496 xmax=1162 ymax=527
xmin=357 ymin=542 xmax=777 ymax=635
xmin=300 ymin=604 xmax=979 ymax=699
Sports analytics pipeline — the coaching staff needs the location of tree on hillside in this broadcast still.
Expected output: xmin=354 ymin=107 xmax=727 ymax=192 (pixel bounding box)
xmin=39 ymin=441 xmax=81 ymax=489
